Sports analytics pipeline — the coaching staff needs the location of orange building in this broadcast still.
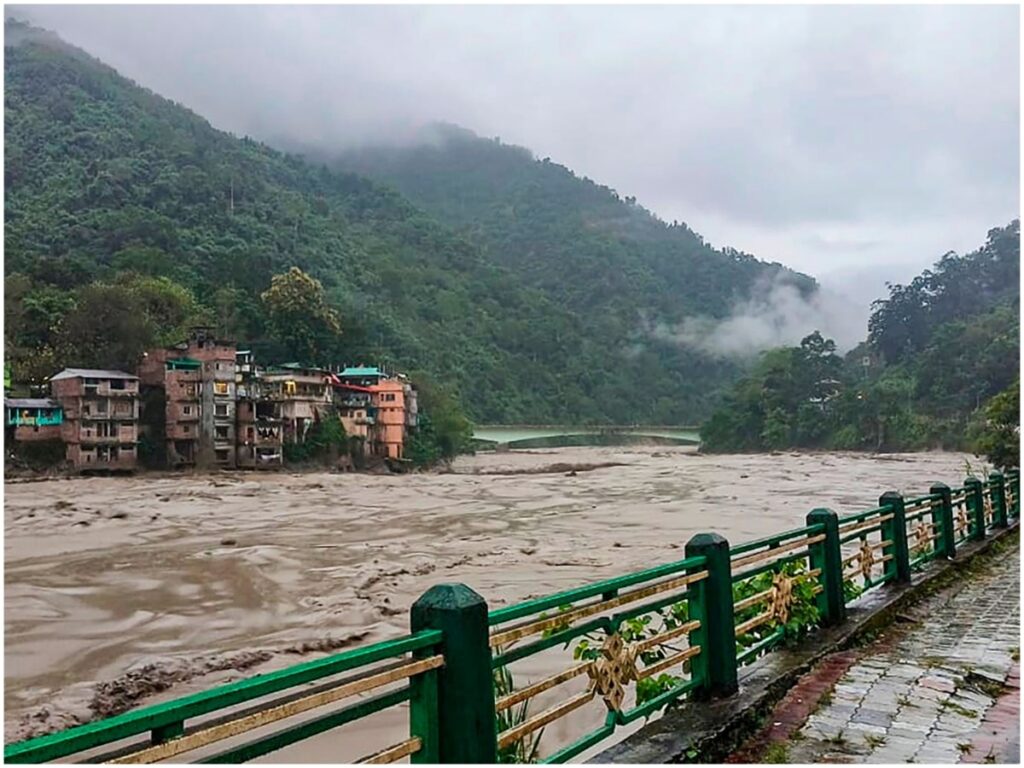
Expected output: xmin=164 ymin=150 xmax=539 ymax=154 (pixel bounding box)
xmin=369 ymin=379 xmax=407 ymax=459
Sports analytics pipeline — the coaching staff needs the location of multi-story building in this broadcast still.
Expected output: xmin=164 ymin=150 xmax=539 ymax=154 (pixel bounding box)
xmin=138 ymin=328 xmax=237 ymax=469
xmin=49 ymin=368 xmax=139 ymax=471
xmin=261 ymin=364 xmax=333 ymax=444
xmin=369 ymin=377 xmax=408 ymax=459
xmin=337 ymin=366 xmax=418 ymax=460
xmin=236 ymin=351 xmax=283 ymax=469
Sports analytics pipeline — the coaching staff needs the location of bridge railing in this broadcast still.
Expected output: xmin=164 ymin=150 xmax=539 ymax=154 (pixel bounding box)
xmin=5 ymin=469 xmax=1020 ymax=764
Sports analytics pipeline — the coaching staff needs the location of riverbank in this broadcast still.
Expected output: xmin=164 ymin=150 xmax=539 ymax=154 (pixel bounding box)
xmin=5 ymin=446 xmax=978 ymax=756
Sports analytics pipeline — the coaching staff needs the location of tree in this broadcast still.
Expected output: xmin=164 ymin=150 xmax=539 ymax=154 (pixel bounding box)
xmin=260 ymin=267 xmax=342 ymax=364
xmin=55 ymin=274 xmax=203 ymax=371
xmin=971 ymin=379 xmax=1020 ymax=470
xmin=55 ymin=282 xmax=155 ymax=371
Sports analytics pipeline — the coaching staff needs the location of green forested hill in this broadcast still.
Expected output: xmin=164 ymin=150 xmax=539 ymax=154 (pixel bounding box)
xmin=331 ymin=123 xmax=815 ymax=329
xmin=701 ymin=221 xmax=1020 ymax=455
xmin=4 ymin=21 xmax=812 ymax=424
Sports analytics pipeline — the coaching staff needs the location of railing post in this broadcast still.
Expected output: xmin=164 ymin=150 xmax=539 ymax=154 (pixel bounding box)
xmin=1007 ymin=468 xmax=1020 ymax=518
xmin=965 ymin=476 xmax=986 ymax=541
xmin=879 ymin=491 xmax=911 ymax=583
xmin=685 ymin=532 xmax=738 ymax=699
xmin=930 ymin=483 xmax=956 ymax=559
xmin=411 ymin=583 xmax=497 ymax=764
xmin=806 ymin=508 xmax=846 ymax=626
xmin=989 ymin=471 xmax=1008 ymax=528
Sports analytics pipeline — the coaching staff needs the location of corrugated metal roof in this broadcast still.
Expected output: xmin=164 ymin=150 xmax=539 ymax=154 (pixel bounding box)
xmin=341 ymin=366 xmax=382 ymax=377
xmin=5 ymin=398 xmax=60 ymax=409
xmin=49 ymin=368 xmax=138 ymax=381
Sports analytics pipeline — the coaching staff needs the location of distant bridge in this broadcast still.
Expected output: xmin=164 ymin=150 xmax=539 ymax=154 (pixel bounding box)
xmin=471 ymin=424 xmax=701 ymax=449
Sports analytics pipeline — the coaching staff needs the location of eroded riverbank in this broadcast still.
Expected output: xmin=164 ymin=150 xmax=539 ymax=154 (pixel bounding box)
xmin=5 ymin=447 xmax=976 ymax=754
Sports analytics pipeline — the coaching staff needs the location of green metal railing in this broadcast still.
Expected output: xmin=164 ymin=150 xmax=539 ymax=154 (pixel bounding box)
xmin=6 ymin=468 xmax=1020 ymax=764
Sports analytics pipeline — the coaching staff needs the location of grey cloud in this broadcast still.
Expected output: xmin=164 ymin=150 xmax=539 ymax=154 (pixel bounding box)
xmin=8 ymin=5 xmax=1019 ymax=282
xmin=641 ymin=273 xmax=866 ymax=359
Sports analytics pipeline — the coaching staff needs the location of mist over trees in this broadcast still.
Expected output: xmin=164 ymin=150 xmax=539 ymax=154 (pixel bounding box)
xmin=701 ymin=222 xmax=1020 ymax=460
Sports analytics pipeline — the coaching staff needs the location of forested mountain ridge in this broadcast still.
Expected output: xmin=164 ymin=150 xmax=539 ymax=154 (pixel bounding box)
xmin=329 ymin=123 xmax=816 ymax=328
xmin=701 ymin=221 xmax=1020 ymax=456
xmin=5 ymin=20 xmax=814 ymax=424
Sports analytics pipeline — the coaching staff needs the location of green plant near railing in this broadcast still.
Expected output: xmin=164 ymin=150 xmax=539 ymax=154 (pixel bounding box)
xmin=733 ymin=560 xmax=820 ymax=653
xmin=494 ymin=661 xmax=543 ymax=764
xmin=843 ymin=576 xmax=865 ymax=603
xmin=537 ymin=600 xmax=693 ymax=707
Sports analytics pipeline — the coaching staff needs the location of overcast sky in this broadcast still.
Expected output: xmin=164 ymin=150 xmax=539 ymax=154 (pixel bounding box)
xmin=10 ymin=4 xmax=1021 ymax=310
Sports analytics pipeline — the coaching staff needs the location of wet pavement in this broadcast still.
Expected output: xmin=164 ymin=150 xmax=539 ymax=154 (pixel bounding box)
xmin=779 ymin=542 xmax=1020 ymax=764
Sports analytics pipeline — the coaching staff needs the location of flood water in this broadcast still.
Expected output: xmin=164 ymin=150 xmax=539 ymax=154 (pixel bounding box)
xmin=4 ymin=446 xmax=975 ymax=758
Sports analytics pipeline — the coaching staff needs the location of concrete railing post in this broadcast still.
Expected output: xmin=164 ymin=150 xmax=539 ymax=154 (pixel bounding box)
xmin=685 ymin=533 xmax=738 ymax=699
xmin=411 ymin=584 xmax=496 ymax=763
xmin=989 ymin=471 xmax=1008 ymax=528
xmin=930 ymin=483 xmax=956 ymax=559
xmin=880 ymin=491 xmax=911 ymax=583
xmin=806 ymin=508 xmax=846 ymax=626
xmin=965 ymin=476 xmax=986 ymax=541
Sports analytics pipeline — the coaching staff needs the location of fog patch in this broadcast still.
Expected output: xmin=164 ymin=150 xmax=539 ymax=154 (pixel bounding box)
xmin=642 ymin=275 xmax=865 ymax=359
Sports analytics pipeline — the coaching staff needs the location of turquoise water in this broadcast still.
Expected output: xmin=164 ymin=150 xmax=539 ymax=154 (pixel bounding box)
xmin=472 ymin=425 xmax=700 ymax=447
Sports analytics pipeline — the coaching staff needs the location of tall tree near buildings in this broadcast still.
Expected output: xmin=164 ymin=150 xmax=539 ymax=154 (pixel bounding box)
xmin=260 ymin=267 xmax=342 ymax=365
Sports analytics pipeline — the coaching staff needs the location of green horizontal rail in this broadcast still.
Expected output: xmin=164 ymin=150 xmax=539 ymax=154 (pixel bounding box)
xmin=837 ymin=504 xmax=892 ymax=525
xmin=5 ymin=631 xmax=440 ymax=764
xmin=492 ymin=616 xmax=610 ymax=668
xmin=543 ymin=722 xmax=616 ymax=764
xmin=617 ymin=676 xmax=702 ymax=724
xmin=729 ymin=523 xmax=825 ymax=557
xmin=904 ymin=507 xmax=934 ymax=523
xmin=489 ymin=554 xmax=707 ymax=626
xmin=839 ymin=525 xmax=884 ymax=545
xmin=731 ymin=549 xmax=813 ymax=582
xmin=202 ymin=687 xmax=410 ymax=763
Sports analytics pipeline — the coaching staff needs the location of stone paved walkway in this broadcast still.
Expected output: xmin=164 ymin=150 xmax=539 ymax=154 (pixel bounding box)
xmin=784 ymin=545 xmax=1020 ymax=764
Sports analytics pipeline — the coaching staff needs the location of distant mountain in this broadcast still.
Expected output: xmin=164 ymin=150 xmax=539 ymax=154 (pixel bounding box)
xmin=5 ymin=21 xmax=816 ymax=424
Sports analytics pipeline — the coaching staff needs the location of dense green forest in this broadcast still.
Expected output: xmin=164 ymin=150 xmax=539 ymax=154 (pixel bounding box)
xmin=4 ymin=21 xmax=816 ymax=426
xmin=701 ymin=221 xmax=1020 ymax=465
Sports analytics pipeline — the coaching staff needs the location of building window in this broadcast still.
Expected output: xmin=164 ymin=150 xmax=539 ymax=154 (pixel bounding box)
xmin=215 ymin=449 xmax=229 ymax=462
xmin=214 ymin=382 xmax=229 ymax=395
xmin=215 ymin=404 xmax=228 ymax=417
xmin=215 ymin=426 xmax=229 ymax=439
xmin=110 ymin=379 xmax=126 ymax=390
xmin=183 ymin=406 xmax=192 ymax=416
xmin=183 ymin=425 xmax=190 ymax=434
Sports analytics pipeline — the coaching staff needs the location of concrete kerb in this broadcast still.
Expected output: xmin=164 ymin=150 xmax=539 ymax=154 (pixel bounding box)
xmin=593 ymin=521 xmax=1020 ymax=764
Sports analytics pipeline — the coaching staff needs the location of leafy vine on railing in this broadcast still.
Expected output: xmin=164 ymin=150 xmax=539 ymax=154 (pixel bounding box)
xmin=733 ymin=560 xmax=821 ymax=660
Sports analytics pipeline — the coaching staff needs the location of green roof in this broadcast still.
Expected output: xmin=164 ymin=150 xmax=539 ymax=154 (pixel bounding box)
xmin=341 ymin=366 xmax=382 ymax=377
xmin=166 ymin=357 xmax=201 ymax=370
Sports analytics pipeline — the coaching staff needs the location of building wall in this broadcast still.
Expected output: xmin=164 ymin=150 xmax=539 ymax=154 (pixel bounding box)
xmin=14 ymin=424 xmax=62 ymax=442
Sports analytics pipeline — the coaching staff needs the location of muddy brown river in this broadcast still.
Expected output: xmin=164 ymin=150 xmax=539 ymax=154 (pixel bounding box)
xmin=5 ymin=446 xmax=977 ymax=759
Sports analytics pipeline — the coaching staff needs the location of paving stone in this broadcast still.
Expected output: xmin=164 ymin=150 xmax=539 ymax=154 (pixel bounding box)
xmin=851 ymin=710 xmax=892 ymax=727
xmin=843 ymin=721 xmax=888 ymax=736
